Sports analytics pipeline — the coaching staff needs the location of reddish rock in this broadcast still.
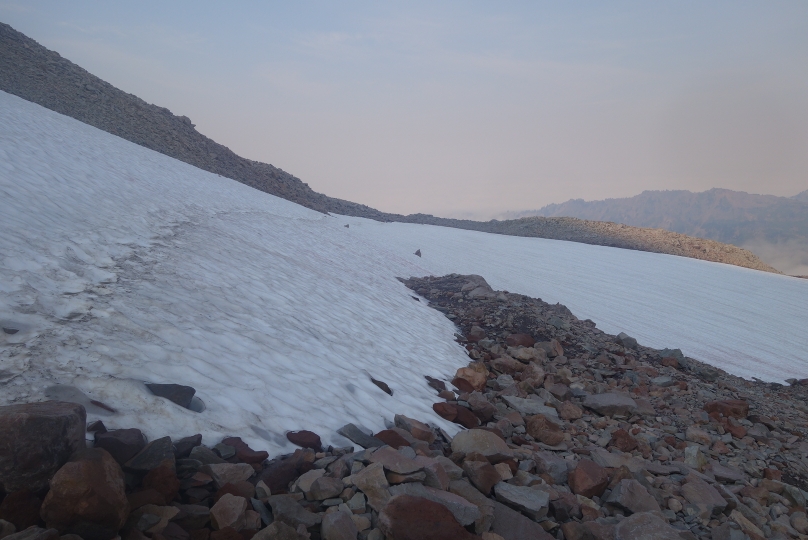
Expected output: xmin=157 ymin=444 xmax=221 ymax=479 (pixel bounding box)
xmin=764 ymin=468 xmax=783 ymax=481
xmin=425 ymin=376 xmax=447 ymax=392
xmin=462 ymin=460 xmax=501 ymax=496
xmin=143 ymin=463 xmax=180 ymax=504
xmin=378 ymin=494 xmax=477 ymax=540
xmin=455 ymin=406 xmax=482 ymax=429
xmin=551 ymin=492 xmax=582 ymax=522
xmin=467 ymin=326 xmax=487 ymax=343
xmin=526 ymin=414 xmax=564 ymax=446
xmin=569 ymin=459 xmax=609 ymax=499
xmin=452 ymin=365 xmax=488 ymax=392
xmin=0 ymin=401 xmax=86 ymax=493
xmin=703 ymin=400 xmax=749 ymax=419
xmin=0 ymin=489 xmax=42 ymax=529
xmin=285 ymin=431 xmax=322 ymax=451
xmin=505 ymin=333 xmax=535 ymax=347
xmin=394 ymin=415 xmax=436 ymax=443
xmin=432 ymin=403 xmax=457 ymax=422
xmin=374 ymin=430 xmax=411 ymax=449
xmin=660 ymin=357 xmax=679 ymax=368
xmin=609 ymin=429 xmax=638 ymax=453
xmin=94 ymin=429 xmax=147 ymax=465
xmin=558 ymin=401 xmax=583 ymax=421
xmin=40 ymin=448 xmax=129 ymax=540
xmin=451 ymin=377 xmax=475 ymax=393
xmin=221 ymin=438 xmax=268 ymax=464
xmin=490 ymin=355 xmax=526 ymax=375
xmin=259 ymin=450 xmax=314 ymax=494
xmin=725 ymin=423 xmax=747 ymax=439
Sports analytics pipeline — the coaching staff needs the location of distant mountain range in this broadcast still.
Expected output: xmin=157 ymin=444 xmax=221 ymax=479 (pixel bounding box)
xmin=501 ymin=189 xmax=808 ymax=275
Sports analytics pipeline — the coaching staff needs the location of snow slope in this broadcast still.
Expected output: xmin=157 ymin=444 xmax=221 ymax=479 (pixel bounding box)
xmin=1 ymin=90 xmax=807 ymax=454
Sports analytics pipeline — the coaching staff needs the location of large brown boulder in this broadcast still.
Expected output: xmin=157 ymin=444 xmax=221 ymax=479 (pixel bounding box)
xmin=39 ymin=448 xmax=130 ymax=540
xmin=378 ymin=494 xmax=477 ymax=540
xmin=703 ymin=400 xmax=749 ymax=419
xmin=568 ymin=459 xmax=609 ymax=499
xmin=0 ymin=401 xmax=86 ymax=493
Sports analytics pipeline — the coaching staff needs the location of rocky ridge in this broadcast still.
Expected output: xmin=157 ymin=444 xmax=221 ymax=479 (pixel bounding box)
xmin=2 ymin=274 xmax=808 ymax=540
xmin=0 ymin=23 xmax=779 ymax=274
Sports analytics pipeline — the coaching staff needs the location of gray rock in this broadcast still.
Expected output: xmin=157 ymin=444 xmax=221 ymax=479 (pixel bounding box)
xmin=188 ymin=445 xmax=226 ymax=465
xmin=267 ymin=494 xmax=322 ymax=529
xmin=202 ymin=462 xmax=255 ymax=489
xmin=615 ymin=511 xmax=681 ymax=539
xmin=493 ymin=482 xmax=549 ymax=520
xmin=350 ymin=462 xmax=390 ymax=511
xmin=145 ymin=383 xmax=196 ymax=409
xmin=583 ymin=393 xmax=638 ymax=417
xmin=450 ymin=429 xmax=513 ymax=462
xmin=606 ymin=479 xmax=661 ymax=514
xmin=337 ymin=424 xmax=384 ymax=449
xmin=502 ymin=396 xmax=558 ymax=417
xmin=390 ymin=482 xmax=481 ymax=526
xmin=369 ymin=446 xmax=422 ymax=474
xmin=125 ymin=436 xmax=174 ymax=472
xmin=533 ymin=451 xmax=569 ymax=484
xmin=681 ymin=476 xmax=727 ymax=517
xmin=321 ymin=511 xmax=359 ymax=540
xmin=307 ymin=476 xmax=344 ymax=501
xmin=448 ymin=479 xmax=495 ymax=534
xmin=490 ymin=500 xmax=554 ymax=540
xmin=651 ymin=376 xmax=676 ymax=387
xmin=616 ymin=332 xmax=638 ymax=349
xmin=0 ymin=520 xmax=15 ymax=540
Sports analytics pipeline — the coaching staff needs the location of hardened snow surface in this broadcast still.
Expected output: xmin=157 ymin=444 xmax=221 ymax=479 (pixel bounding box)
xmin=1 ymin=91 xmax=807 ymax=456
xmin=339 ymin=219 xmax=808 ymax=383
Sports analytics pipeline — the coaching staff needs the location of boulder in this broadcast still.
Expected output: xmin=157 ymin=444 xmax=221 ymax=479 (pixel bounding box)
xmin=680 ymin=476 xmax=727 ymax=517
xmin=616 ymin=332 xmax=638 ymax=349
xmin=369 ymin=446 xmax=423 ymax=474
xmin=210 ymin=493 xmax=247 ymax=531
xmin=505 ymin=334 xmax=535 ymax=347
xmin=378 ymin=494 xmax=477 ymax=540
xmin=703 ymin=400 xmax=749 ymax=419
xmin=451 ymin=429 xmax=512 ymax=462
xmin=583 ymin=393 xmax=637 ymax=417
xmin=94 ymin=429 xmax=147 ymax=465
xmin=125 ymin=436 xmax=174 ymax=472
xmin=462 ymin=460 xmax=501 ymax=496
xmin=0 ymin=401 xmax=86 ymax=493
xmin=614 ymin=511 xmax=681 ymax=539
xmin=286 ymin=431 xmax=322 ymax=451
xmin=266 ymin=495 xmax=322 ymax=529
xmin=502 ymin=396 xmax=557 ymax=417
xmin=452 ymin=365 xmax=488 ymax=392
xmin=321 ymin=511 xmax=359 ymax=540
xmin=525 ymin=414 xmax=564 ymax=446
xmin=493 ymin=482 xmax=549 ymax=520
xmin=350 ymin=462 xmax=390 ymax=511
xmin=390 ymin=483 xmax=481 ymax=526
xmin=336 ymin=424 xmax=384 ymax=449
xmin=490 ymin=500 xmax=554 ymax=540
xmin=605 ymin=479 xmax=661 ymax=515
xmin=202 ymin=463 xmax=255 ymax=489
xmin=145 ymin=383 xmax=196 ymax=409
xmin=448 ymin=479 xmax=495 ymax=534
xmin=568 ymin=459 xmax=609 ymax=499
xmin=40 ymin=448 xmax=129 ymax=540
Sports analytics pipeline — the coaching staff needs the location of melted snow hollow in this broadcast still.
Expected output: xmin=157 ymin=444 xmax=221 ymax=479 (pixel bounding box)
xmin=1 ymin=90 xmax=807 ymax=453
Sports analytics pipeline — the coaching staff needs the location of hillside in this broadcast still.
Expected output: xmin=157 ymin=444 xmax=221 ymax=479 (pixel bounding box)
xmin=507 ymin=189 xmax=808 ymax=275
xmin=0 ymin=22 xmax=781 ymax=274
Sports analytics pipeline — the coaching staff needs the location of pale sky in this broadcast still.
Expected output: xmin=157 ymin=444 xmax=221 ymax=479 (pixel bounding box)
xmin=3 ymin=1 xmax=807 ymax=218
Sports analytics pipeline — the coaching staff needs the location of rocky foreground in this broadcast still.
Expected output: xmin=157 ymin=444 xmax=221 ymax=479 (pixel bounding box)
xmin=0 ymin=23 xmax=779 ymax=275
xmin=2 ymin=274 xmax=807 ymax=540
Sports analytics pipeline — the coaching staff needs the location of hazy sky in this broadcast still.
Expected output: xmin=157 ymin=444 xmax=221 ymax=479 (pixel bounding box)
xmin=3 ymin=1 xmax=808 ymax=218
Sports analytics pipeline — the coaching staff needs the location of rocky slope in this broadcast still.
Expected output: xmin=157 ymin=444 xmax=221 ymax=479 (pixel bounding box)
xmin=0 ymin=23 xmax=780 ymax=275
xmin=2 ymin=274 xmax=807 ymax=540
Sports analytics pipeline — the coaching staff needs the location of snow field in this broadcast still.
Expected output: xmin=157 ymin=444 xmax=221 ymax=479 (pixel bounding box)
xmin=1 ymin=90 xmax=807 ymax=457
